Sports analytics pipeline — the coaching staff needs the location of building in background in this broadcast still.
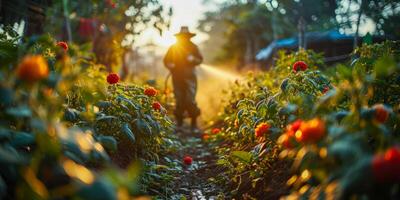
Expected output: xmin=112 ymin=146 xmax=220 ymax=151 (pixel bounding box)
xmin=256 ymin=30 xmax=387 ymax=69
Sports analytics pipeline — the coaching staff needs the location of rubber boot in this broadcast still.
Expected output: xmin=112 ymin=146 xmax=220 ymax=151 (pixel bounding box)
xmin=177 ymin=117 xmax=183 ymax=127
xmin=191 ymin=117 xmax=200 ymax=134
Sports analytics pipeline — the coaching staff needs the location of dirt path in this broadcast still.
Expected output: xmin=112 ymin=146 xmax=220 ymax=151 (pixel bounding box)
xmin=168 ymin=125 xmax=226 ymax=200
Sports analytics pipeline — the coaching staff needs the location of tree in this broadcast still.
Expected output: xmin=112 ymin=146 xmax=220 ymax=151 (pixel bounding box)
xmin=44 ymin=0 xmax=171 ymax=72
xmin=0 ymin=0 xmax=52 ymax=36
xmin=199 ymin=0 xmax=339 ymax=68
xmin=200 ymin=0 xmax=400 ymax=67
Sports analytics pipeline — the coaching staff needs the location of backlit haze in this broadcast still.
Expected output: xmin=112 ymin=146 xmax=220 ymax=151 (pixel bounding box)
xmin=135 ymin=0 xmax=216 ymax=49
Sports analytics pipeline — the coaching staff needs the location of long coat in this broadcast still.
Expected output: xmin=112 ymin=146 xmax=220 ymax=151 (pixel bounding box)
xmin=163 ymin=40 xmax=203 ymax=118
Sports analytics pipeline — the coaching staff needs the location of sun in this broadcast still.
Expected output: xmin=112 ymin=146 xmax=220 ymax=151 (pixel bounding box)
xmin=156 ymin=31 xmax=176 ymax=47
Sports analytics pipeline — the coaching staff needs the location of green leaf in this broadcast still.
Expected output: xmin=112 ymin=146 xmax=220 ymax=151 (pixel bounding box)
xmin=6 ymin=105 xmax=32 ymax=118
xmin=135 ymin=119 xmax=152 ymax=135
xmin=98 ymin=136 xmax=118 ymax=152
xmin=231 ymin=151 xmax=253 ymax=164
xmin=10 ymin=132 xmax=35 ymax=148
xmin=122 ymin=123 xmax=135 ymax=143
xmin=374 ymin=55 xmax=396 ymax=78
xmin=0 ymin=176 xmax=6 ymax=199
xmin=78 ymin=179 xmax=117 ymax=200
xmin=216 ymin=159 xmax=230 ymax=166
xmin=0 ymin=145 xmax=24 ymax=164
xmin=64 ymin=108 xmax=79 ymax=122
xmin=0 ymin=87 xmax=13 ymax=106
xmin=150 ymin=164 xmax=170 ymax=171
xmin=96 ymin=115 xmax=117 ymax=123
xmin=96 ymin=101 xmax=112 ymax=108
xmin=362 ymin=32 xmax=372 ymax=45
xmin=0 ymin=128 xmax=11 ymax=141
xmin=340 ymin=157 xmax=374 ymax=198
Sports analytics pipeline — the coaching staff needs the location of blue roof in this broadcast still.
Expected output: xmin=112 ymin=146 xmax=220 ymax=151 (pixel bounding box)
xmin=256 ymin=30 xmax=353 ymax=61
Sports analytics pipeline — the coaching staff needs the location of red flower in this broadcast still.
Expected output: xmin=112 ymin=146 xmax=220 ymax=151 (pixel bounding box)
xmin=105 ymin=0 xmax=117 ymax=8
xmin=78 ymin=18 xmax=97 ymax=38
xmin=255 ymin=122 xmax=270 ymax=138
xmin=106 ymin=73 xmax=119 ymax=84
xmin=322 ymin=86 xmax=330 ymax=94
xmin=56 ymin=41 xmax=68 ymax=51
xmin=373 ymin=104 xmax=389 ymax=123
xmin=144 ymin=87 xmax=158 ymax=97
xmin=293 ymin=61 xmax=308 ymax=72
xmin=296 ymin=118 xmax=325 ymax=143
xmin=152 ymin=102 xmax=162 ymax=111
xmin=372 ymin=147 xmax=400 ymax=182
xmin=183 ymin=156 xmax=193 ymax=165
xmin=279 ymin=134 xmax=294 ymax=149
xmin=211 ymin=128 xmax=221 ymax=134
xmin=289 ymin=119 xmax=302 ymax=133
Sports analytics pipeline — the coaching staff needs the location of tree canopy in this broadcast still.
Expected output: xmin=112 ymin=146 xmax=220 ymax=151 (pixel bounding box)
xmin=199 ymin=0 xmax=400 ymax=67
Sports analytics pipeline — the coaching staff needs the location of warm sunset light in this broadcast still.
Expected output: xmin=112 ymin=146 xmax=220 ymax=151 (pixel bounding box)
xmin=157 ymin=31 xmax=176 ymax=47
xmin=1 ymin=0 xmax=399 ymax=199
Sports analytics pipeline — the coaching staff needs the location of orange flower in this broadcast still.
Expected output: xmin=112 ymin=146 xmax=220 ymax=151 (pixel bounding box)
xmin=374 ymin=104 xmax=389 ymax=123
xmin=202 ymin=134 xmax=210 ymax=141
xmin=234 ymin=119 xmax=239 ymax=128
xmin=16 ymin=55 xmax=49 ymax=82
xmin=278 ymin=134 xmax=294 ymax=149
xmin=255 ymin=122 xmax=270 ymax=138
xmin=211 ymin=128 xmax=221 ymax=134
xmin=279 ymin=120 xmax=303 ymax=148
xmin=295 ymin=118 xmax=325 ymax=143
xmin=56 ymin=41 xmax=68 ymax=51
xmin=144 ymin=87 xmax=158 ymax=97
xmin=289 ymin=119 xmax=302 ymax=133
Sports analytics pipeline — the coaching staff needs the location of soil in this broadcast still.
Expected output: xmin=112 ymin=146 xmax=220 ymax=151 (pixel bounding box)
xmin=110 ymin=123 xmax=291 ymax=199
xmin=168 ymin=125 xmax=227 ymax=199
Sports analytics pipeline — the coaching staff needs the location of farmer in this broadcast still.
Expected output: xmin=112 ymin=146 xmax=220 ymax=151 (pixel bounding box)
xmin=163 ymin=26 xmax=203 ymax=132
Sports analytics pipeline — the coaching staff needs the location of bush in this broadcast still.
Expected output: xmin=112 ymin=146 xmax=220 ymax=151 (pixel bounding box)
xmin=0 ymin=26 xmax=179 ymax=199
xmin=207 ymin=41 xmax=400 ymax=199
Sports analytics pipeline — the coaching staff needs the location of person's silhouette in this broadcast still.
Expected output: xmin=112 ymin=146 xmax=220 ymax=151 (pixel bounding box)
xmin=163 ymin=26 xmax=203 ymax=132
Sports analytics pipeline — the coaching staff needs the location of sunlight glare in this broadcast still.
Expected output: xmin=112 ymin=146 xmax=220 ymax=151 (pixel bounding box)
xmin=198 ymin=64 xmax=242 ymax=81
xmin=156 ymin=31 xmax=176 ymax=47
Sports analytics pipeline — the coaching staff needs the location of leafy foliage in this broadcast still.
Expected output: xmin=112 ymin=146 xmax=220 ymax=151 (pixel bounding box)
xmin=0 ymin=26 xmax=179 ymax=199
xmin=207 ymin=41 xmax=400 ymax=199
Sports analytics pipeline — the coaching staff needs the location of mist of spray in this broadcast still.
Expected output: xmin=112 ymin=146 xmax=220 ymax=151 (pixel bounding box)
xmin=196 ymin=64 xmax=242 ymax=124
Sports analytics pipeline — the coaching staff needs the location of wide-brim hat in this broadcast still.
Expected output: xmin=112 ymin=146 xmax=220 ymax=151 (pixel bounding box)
xmin=174 ymin=26 xmax=196 ymax=38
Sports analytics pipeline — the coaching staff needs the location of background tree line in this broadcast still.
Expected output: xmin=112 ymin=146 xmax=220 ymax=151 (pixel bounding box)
xmin=0 ymin=0 xmax=172 ymax=74
xmin=199 ymin=0 xmax=400 ymax=68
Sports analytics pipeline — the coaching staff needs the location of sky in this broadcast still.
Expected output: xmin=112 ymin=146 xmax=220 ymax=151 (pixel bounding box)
xmin=136 ymin=0 xmax=215 ymax=48
xmin=136 ymin=0 xmax=376 ymax=49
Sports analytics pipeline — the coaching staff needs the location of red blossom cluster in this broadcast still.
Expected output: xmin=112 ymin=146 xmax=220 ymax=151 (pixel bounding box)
xmin=152 ymin=102 xmax=162 ymax=111
xmin=255 ymin=122 xmax=270 ymax=138
xmin=211 ymin=128 xmax=221 ymax=134
xmin=293 ymin=61 xmax=308 ymax=72
xmin=56 ymin=41 xmax=68 ymax=51
xmin=106 ymin=73 xmax=120 ymax=84
xmin=373 ymin=104 xmax=389 ymax=123
xmin=279 ymin=118 xmax=326 ymax=148
xmin=183 ymin=156 xmax=193 ymax=165
xmin=372 ymin=147 xmax=400 ymax=182
xmin=144 ymin=87 xmax=158 ymax=97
